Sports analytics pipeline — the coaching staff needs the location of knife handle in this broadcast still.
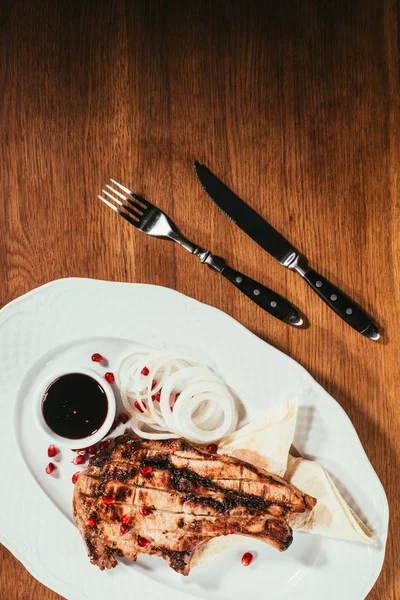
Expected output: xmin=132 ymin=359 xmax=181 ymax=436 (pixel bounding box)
xmin=298 ymin=267 xmax=379 ymax=340
xmin=220 ymin=265 xmax=302 ymax=326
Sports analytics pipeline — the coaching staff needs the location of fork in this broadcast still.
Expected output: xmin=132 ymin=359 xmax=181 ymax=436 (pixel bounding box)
xmin=98 ymin=180 xmax=303 ymax=326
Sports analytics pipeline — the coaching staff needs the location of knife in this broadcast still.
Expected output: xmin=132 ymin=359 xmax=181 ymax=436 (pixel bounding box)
xmin=194 ymin=162 xmax=380 ymax=341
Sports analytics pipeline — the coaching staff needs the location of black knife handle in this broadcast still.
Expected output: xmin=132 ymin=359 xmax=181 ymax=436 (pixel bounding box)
xmin=221 ymin=265 xmax=302 ymax=326
xmin=299 ymin=267 xmax=379 ymax=339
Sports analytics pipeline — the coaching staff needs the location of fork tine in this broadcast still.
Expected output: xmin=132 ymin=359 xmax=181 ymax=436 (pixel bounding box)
xmin=106 ymin=184 xmax=131 ymax=203
xmin=129 ymin=192 xmax=150 ymax=208
xmin=109 ymin=179 xmax=135 ymax=196
xmin=98 ymin=195 xmax=118 ymax=213
xmin=102 ymin=189 xmax=124 ymax=207
xmin=102 ymin=189 xmax=143 ymax=219
xmin=110 ymin=179 xmax=149 ymax=209
xmin=105 ymin=184 xmax=145 ymax=213
xmin=98 ymin=195 xmax=139 ymax=226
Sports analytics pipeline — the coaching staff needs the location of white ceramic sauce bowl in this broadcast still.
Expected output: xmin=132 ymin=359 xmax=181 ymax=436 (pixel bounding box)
xmin=33 ymin=367 xmax=116 ymax=449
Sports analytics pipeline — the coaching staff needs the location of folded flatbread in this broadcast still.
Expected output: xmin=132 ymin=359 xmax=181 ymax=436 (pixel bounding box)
xmin=286 ymin=455 xmax=374 ymax=543
xmin=192 ymin=401 xmax=373 ymax=567
xmin=217 ymin=402 xmax=298 ymax=476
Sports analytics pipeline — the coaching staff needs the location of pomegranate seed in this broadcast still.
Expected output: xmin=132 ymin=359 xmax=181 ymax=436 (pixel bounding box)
xmin=77 ymin=449 xmax=87 ymax=456
xmin=241 ymin=552 xmax=254 ymax=566
xmin=151 ymin=380 xmax=157 ymax=390
xmin=103 ymin=496 xmax=116 ymax=505
xmin=86 ymin=518 xmax=97 ymax=527
xmin=99 ymin=439 xmax=111 ymax=450
xmin=140 ymin=465 xmax=153 ymax=476
xmin=119 ymin=523 xmax=130 ymax=536
xmin=134 ymin=401 xmax=144 ymax=413
xmin=141 ymin=366 xmax=149 ymax=376
xmin=152 ymin=392 xmax=161 ymax=402
xmin=47 ymin=445 xmax=58 ymax=458
xmin=206 ymin=444 xmax=217 ymax=453
xmin=140 ymin=506 xmax=151 ymax=516
xmin=72 ymin=455 xmax=86 ymax=465
xmin=121 ymin=514 xmax=132 ymax=525
xmin=45 ymin=462 xmax=56 ymax=474
xmin=91 ymin=353 xmax=104 ymax=363
xmin=119 ymin=412 xmax=129 ymax=424
xmin=138 ymin=536 xmax=150 ymax=547
xmin=87 ymin=444 xmax=97 ymax=455
xmin=72 ymin=472 xmax=80 ymax=484
xmin=105 ymin=372 xmax=115 ymax=384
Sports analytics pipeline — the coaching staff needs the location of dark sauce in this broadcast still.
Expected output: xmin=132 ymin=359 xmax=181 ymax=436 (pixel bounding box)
xmin=42 ymin=373 xmax=108 ymax=439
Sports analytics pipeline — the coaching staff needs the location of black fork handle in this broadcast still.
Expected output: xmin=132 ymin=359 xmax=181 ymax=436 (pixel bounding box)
xmin=220 ymin=265 xmax=303 ymax=326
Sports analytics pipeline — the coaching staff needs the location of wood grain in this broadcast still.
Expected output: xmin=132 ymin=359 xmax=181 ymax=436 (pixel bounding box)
xmin=0 ymin=0 xmax=399 ymax=597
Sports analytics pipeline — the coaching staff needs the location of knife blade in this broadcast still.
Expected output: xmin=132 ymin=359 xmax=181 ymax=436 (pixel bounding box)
xmin=194 ymin=162 xmax=299 ymax=267
xmin=194 ymin=161 xmax=380 ymax=341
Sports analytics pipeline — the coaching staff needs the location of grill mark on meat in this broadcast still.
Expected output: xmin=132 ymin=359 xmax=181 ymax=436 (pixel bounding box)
xmin=94 ymin=481 xmax=106 ymax=498
xmin=142 ymin=455 xmax=285 ymax=512
xmin=153 ymin=547 xmax=190 ymax=572
xmin=77 ymin=492 xmax=288 ymax=522
xmin=85 ymin=475 xmax=279 ymax=516
xmin=93 ymin=451 xmax=293 ymax=503
xmin=85 ymin=535 xmax=97 ymax=561
xmin=266 ymin=519 xmax=294 ymax=546
xmin=183 ymin=494 xmax=227 ymax=513
xmin=89 ymin=465 xmax=284 ymax=515
xmin=86 ymin=459 xmax=306 ymax=520
xmin=171 ymin=455 xmax=270 ymax=481
xmin=74 ymin=435 xmax=316 ymax=575
xmin=109 ymin=505 xmax=120 ymax=522
xmin=115 ymin=486 xmax=132 ymax=501
xmin=109 ymin=466 xmax=138 ymax=482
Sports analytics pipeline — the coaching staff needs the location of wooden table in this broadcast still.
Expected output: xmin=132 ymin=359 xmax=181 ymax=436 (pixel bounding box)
xmin=0 ymin=0 xmax=398 ymax=597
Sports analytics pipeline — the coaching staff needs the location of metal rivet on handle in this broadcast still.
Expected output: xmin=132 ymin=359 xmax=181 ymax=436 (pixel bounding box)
xmin=253 ymin=289 xmax=260 ymax=296
xmin=236 ymin=276 xmax=243 ymax=283
xmin=346 ymin=308 xmax=353 ymax=315
xmin=316 ymin=281 xmax=322 ymax=287
xmin=330 ymin=294 xmax=337 ymax=301
xmin=270 ymin=301 xmax=277 ymax=308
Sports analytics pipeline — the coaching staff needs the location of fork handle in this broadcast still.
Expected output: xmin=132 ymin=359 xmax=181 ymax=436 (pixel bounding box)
xmin=220 ymin=265 xmax=303 ymax=326
xmin=169 ymin=236 xmax=302 ymax=326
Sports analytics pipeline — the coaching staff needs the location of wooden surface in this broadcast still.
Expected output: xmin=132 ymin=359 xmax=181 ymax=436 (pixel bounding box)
xmin=0 ymin=0 xmax=399 ymax=598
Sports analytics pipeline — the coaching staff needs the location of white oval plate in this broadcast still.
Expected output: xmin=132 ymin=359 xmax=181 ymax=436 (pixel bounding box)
xmin=0 ymin=278 xmax=388 ymax=600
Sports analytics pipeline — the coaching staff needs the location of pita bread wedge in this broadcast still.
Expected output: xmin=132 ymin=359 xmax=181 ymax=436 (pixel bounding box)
xmin=217 ymin=402 xmax=298 ymax=476
xmin=285 ymin=455 xmax=374 ymax=543
xmin=192 ymin=401 xmax=374 ymax=568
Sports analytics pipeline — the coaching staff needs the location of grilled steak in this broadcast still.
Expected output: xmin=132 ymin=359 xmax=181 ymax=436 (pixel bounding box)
xmin=73 ymin=435 xmax=316 ymax=575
